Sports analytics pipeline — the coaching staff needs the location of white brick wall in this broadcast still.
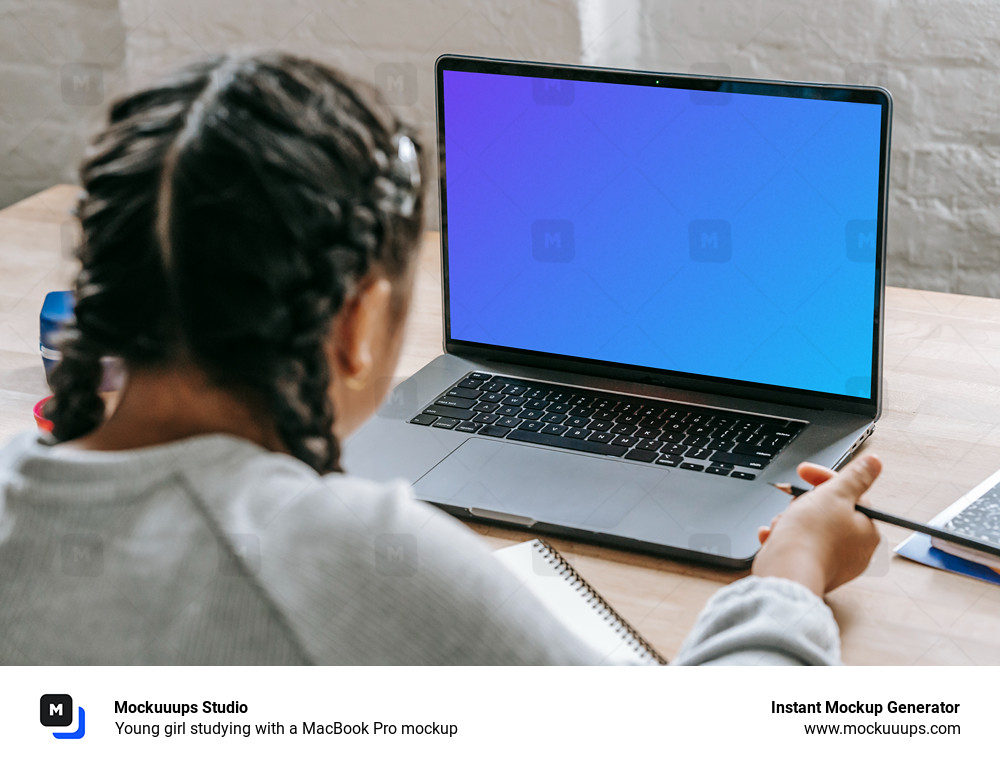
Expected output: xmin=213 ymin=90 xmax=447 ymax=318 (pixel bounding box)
xmin=0 ymin=0 xmax=125 ymax=208
xmin=3 ymin=0 xmax=1000 ymax=295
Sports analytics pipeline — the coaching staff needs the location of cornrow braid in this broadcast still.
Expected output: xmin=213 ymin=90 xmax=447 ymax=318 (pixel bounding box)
xmin=48 ymin=58 xmax=228 ymax=441
xmin=47 ymin=52 xmax=425 ymax=472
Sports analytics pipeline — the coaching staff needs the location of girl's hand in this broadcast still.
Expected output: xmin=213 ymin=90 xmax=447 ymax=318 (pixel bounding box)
xmin=752 ymin=455 xmax=882 ymax=596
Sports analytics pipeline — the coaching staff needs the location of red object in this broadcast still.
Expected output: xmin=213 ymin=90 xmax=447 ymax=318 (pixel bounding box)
xmin=33 ymin=396 xmax=54 ymax=432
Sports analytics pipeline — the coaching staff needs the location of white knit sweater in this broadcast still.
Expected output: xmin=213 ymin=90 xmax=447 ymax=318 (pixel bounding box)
xmin=0 ymin=431 xmax=840 ymax=665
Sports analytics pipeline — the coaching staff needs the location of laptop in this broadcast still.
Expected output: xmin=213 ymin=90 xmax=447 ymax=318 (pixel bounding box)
xmin=344 ymin=55 xmax=891 ymax=568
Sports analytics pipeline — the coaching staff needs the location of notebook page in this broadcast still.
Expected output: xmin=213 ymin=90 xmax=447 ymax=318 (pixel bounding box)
xmin=492 ymin=540 xmax=658 ymax=665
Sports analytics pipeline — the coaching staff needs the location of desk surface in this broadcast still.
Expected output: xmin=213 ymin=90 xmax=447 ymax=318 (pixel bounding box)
xmin=3 ymin=185 xmax=1000 ymax=665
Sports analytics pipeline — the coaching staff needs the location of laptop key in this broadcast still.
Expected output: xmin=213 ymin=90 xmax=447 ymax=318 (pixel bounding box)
xmin=731 ymin=471 xmax=756 ymax=481
xmin=611 ymin=423 xmax=636 ymax=435
xmin=436 ymin=396 xmax=473 ymax=409
xmin=732 ymin=442 xmax=777 ymax=458
xmin=756 ymin=436 xmax=787 ymax=451
xmin=588 ymin=432 xmax=614 ymax=443
xmin=497 ymin=417 xmax=522 ymax=429
xmin=503 ymin=396 xmax=526 ymax=407
xmin=541 ymin=424 xmax=567 ymax=435
xmin=480 ymin=392 xmax=504 ymax=403
xmin=503 ymin=385 xmax=527 ymax=396
xmin=685 ymin=447 xmax=713 ymax=460
xmin=660 ymin=443 xmax=686 ymax=455
xmin=710 ymin=451 xmax=768 ymax=470
xmin=469 ymin=372 xmax=491 ymax=380
xmin=507 ymin=429 xmax=628 ymax=457
xmin=566 ymin=416 xmax=590 ymax=428
xmin=612 ymin=435 xmax=637 ymax=447
xmin=624 ymin=449 xmax=658 ymax=463
xmin=447 ymin=387 xmax=480 ymax=400
xmin=546 ymin=402 xmax=571 ymax=413
xmin=527 ymin=398 xmax=548 ymax=409
xmin=410 ymin=413 xmax=437 ymax=426
xmin=423 ymin=404 xmax=474 ymax=420
xmin=432 ymin=417 xmax=460 ymax=429
xmin=706 ymin=466 xmax=731 ymax=476
xmin=590 ymin=419 xmax=613 ymax=431
xmin=518 ymin=420 xmax=544 ymax=432
xmin=636 ymin=439 xmax=663 ymax=451
xmin=478 ymin=425 xmax=512 ymax=438
xmin=680 ymin=462 xmax=705 ymax=472
xmin=473 ymin=413 xmax=499 ymax=424
xmin=520 ymin=409 xmax=544 ymax=420
xmin=457 ymin=378 xmax=481 ymax=389
xmin=455 ymin=421 xmax=480 ymax=433
xmin=656 ymin=455 xmax=681 ymax=467
xmin=565 ymin=428 xmax=591 ymax=440
xmin=761 ymin=424 xmax=801 ymax=438
xmin=706 ymin=439 xmax=738 ymax=453
xmin=473 ymin=402 xmax=500 ymax=413
xmin=542 ymin=413 xmax=567 ymax=424
xmin=480 ymin=381 xmax=506 ymax=392
xmin=497 ymin=405 xmax=522 ymax=416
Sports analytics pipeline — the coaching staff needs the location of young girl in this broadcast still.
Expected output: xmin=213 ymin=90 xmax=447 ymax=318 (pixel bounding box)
xmin=0 ymin=53 xmax=881 ymax=665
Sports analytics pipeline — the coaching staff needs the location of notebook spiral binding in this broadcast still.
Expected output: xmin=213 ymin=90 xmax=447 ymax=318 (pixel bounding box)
xmin=532 ymin=539 xmax=668 ymax=665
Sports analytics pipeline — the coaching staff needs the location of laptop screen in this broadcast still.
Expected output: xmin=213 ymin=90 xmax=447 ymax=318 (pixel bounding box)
xmin=438 ymin=61 xmax=888 ymax=401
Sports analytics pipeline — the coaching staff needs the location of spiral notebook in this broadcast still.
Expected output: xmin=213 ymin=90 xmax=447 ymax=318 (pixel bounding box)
xmin=492 ymin=539 xmax=667 ymax=665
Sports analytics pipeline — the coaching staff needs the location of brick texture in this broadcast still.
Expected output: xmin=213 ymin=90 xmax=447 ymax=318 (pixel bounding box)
xmin=3 ymin=0 xmax=1000 ymax=295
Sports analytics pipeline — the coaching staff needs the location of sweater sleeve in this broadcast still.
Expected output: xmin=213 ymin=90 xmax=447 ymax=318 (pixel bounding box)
xmin=250 ymin=475 xmax=614 ymax=665
xmin=218 ymin=457 xmax=838 ymax=665
xmin=669 ymin=576 xmax=842 ymax=666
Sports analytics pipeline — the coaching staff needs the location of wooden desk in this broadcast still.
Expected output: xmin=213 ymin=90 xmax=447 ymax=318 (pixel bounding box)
xmin=3 ymin=185 xmax=1000 ymax=665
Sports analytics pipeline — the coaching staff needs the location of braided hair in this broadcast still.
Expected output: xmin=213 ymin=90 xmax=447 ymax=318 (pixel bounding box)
xmin=46 ymin=53 xmax=425 ymax=473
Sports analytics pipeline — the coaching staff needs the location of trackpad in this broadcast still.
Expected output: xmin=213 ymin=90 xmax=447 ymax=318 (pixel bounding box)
xmin=413 ymin=437 xmax=674 ymax=531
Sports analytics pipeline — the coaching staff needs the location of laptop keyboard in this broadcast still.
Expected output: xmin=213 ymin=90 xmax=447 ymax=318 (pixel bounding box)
xmin=408 ymin=372 xmax=805 ymax=480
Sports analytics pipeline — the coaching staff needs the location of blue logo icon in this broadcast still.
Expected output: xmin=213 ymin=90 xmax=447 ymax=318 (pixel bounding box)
xmin=689 ymin=220 xmax=732 ymax=262
xmin=40 ymin=694 xmax=86 ymax=739
xmin=531 ymin=220 xmax=575 ymax=262
xmin=845 ymin=219 xmax=877 ymax=262
xmin=532 ymin=79 xmax=574 ymax=105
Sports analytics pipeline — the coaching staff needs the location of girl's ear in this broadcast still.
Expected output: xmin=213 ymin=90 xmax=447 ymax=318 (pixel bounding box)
xmin=330 ymin=276 xmax=393 ymax=383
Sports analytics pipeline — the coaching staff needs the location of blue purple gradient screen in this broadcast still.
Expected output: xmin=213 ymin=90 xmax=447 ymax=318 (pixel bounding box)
xmin=442 ymin=69 xmax=883 ymax=397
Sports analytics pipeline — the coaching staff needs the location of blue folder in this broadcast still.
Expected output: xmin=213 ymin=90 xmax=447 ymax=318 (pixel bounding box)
xmin=895 ymin=533 xmax=1000 ymax=585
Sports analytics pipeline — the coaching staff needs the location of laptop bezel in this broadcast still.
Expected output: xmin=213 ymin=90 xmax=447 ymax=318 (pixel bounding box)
xmin=434 ymin=54 xmax=891 ymax=418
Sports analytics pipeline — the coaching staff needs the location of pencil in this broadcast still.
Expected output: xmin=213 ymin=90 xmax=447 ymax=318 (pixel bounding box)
xmin=770 ymin=482 xmax=1000 ymax=561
